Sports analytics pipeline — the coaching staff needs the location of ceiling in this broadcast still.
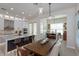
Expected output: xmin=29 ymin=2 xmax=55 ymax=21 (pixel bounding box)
xmin=0 ymin=3 xmax=77 ymax=20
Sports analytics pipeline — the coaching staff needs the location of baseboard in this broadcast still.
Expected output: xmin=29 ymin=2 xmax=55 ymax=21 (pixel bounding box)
xmin=67 ymin=45 xmax=75 ymax=49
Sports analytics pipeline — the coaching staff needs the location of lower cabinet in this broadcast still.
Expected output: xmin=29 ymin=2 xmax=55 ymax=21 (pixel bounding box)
xmin=7 ymin=35 xmax=34 ymax=52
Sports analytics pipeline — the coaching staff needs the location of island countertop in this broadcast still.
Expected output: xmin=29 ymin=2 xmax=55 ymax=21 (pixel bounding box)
xmin=4 ymin=34 xmax=33 ymax=40
xmin=0 ymin=34 xmax=33 ymax=43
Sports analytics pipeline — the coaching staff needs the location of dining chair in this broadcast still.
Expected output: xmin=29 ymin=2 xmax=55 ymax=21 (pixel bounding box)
xmin=17 ymin=47 xmax=31 ymax=56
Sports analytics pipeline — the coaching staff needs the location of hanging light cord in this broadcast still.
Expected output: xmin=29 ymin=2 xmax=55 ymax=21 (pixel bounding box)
xmin=49 ymin=3 xmax=51 ymax=17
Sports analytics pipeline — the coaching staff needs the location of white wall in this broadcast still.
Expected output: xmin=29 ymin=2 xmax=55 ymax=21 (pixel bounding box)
xmin=76 ymin=14 xmax=79 ymax=48
xmin=76 ymin=4 xmax=79 ymax=48
xmin=67 ymin=13 xmax=76 ymax=49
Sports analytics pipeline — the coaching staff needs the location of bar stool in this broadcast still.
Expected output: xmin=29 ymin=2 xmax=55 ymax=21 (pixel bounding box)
xmin=13 ymin=39 xmax=21 ymax=56
xmin=14 ymin=39 xmax=33 ymax=56
xmin=17 ymin=47 xmax=32 ymax=56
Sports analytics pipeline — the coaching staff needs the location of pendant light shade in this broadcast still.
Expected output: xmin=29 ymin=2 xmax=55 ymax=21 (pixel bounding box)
xmin=48 ymin=3 xmax=52 ymax=19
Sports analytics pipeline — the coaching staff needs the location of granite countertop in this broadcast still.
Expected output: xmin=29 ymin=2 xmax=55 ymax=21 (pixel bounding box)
xmin=0 ymin=37 xmax=6 ymax=43
xmin=0 ymin=34 xmax=32 ymax=43
xmin=4 ymin=34 xmax=32 ymax=40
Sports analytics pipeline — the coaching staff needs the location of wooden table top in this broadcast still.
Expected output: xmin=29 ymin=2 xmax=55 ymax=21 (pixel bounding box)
xmin=24 ymin=40 xmax=56 ymax=56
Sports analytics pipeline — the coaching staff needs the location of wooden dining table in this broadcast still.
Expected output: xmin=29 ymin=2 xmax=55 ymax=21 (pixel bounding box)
xmin=23 ymin=39 xmax=57 ymax=56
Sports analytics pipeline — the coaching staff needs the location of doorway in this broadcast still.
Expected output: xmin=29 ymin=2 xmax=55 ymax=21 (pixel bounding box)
xmin=48 ymin=17 xmax=67 ymax=40
xmin=29 ymin=23 xmax=37 ymax=35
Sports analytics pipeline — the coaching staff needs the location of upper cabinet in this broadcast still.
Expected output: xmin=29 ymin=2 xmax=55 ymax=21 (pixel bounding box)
xmin=4 ymin=19 xmax=14 ymax=31
xmin=14 ymin=20 xmax=28 ymax=30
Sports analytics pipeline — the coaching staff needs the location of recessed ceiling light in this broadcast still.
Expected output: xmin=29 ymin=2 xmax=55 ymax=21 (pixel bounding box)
xmin=10 ymin=16 xmax=14 ymax=19
xmin=10 ymin=8 xmax=14 ymax=10
xmin=4 ymin=15 xmax=9 ymax=19
xmin=22 ymin=12 xmax=24 ymax=14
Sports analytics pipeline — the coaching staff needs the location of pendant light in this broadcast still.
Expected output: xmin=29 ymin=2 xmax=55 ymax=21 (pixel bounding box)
xmin=48 ymin=3 xmax=52 ymax=19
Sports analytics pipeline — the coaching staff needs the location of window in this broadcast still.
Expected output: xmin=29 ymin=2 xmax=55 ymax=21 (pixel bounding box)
xmin=40 ymin=23 xmax=44 ymax=34
xmin=33 ymin=23 xmax=37 ymax=35
xmin=50 ymin=23 xmax=63 ymax=35
xmin=29 ymin=23 xmax=37 ymax=35
xmin=29 ymin=24 xmax=32 ymax=34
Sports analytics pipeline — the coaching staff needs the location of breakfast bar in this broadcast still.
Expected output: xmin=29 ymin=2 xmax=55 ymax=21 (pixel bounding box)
xmin=3 ymin=34 xmax=34 ymax=54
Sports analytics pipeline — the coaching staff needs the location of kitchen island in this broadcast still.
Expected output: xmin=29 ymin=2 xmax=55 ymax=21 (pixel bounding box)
xmin=0 ymin=34 xmax=34 ymax=55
